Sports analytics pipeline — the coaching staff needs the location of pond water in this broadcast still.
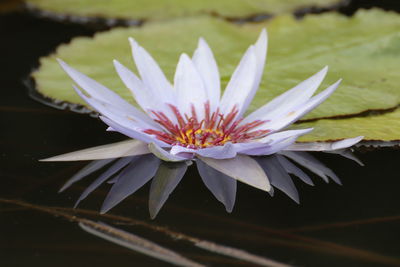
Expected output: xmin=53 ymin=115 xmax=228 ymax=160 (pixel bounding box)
xmin=1 ymin=2 xmax=400 ymax=266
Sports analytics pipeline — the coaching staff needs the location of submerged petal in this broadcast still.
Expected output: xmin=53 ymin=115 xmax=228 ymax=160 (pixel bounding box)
xmin=101 ymin=154 xmax=161 ymax=214
xmin=59 ymin=158 xmax=114 ymax=192
xmin=276 ymin=154 xmax=314 ymax=186
xmin=197 ymin=159 xmax=237 ymax=212
xmin=325 ymin=149 xmax=364 ymax=166
xmin=281 ymin=151 xmax=341 ymax=184
xmin=198 ymin=155 xmax=270 ymax=192
xmin=149 ymin=162 xmax=187 ymax=219
xmin=75 ymin=156 xmax=136 ymax=208
xmin=256 ymin=156 xmax=299 ymax=203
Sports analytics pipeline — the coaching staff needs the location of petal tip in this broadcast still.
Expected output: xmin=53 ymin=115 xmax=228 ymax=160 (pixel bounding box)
xmin=58 ymin=186 xmax=66 ymax=193
xmin=259 ymin=28 xmax=268 ymax=39
xmin=128 ymin=37 xmax=139 ymax=50
xmin=149 ymin=210 xmax=158 ymax=220
xmin=226 ymin=207 xmax=234 ymax=213
xmin=99 ymin=207 xmax=109 ymax=214
xmin=198 ymin=37 xmax=207 ymax=45
xmin=57 ymin=58 xmax=69 ymax=70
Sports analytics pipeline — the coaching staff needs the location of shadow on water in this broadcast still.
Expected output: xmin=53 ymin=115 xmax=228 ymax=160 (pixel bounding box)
xmin=1 ymin=1 xmax=400 ymax=266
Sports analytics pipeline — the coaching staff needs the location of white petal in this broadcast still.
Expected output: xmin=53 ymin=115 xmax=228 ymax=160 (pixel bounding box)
xmin=129 ymin=38 xmax=176 ymax=105
xmin=73 ymin=85 xmax=158 ymax=131
xmin=198 ymin=155 xmax=271 ymax=192
xmin=258 ymin=128 xmax=314 ymax=143
xmin=285 ymin=136 xmax=363 ymax=151
xmin=170 ymin=143 xmax=237 ymax=159
xmin=113 ymin=60 xmax=177 ymax=122
xmin=265 ymin=79 xmax=342 ymax=132
xmin=148 ymin=143 xmax=191 ymax=162
xmin=100 ymin=116 xmax=169 ymax=147
xmin=235 ymin=128 xmax=313 ymax=153
xmin=237 ymin=129 xmax=313 ymax=156
xmin=192 ymin=38 xmax=220 ymax=111
xmin=57 ymin=61 xmax=155 ymax=128
xmin=239 ymin=28 xmax=268 ymax=116
xmin=74 ymin=86 xmax=167 ymax=146
xmin=330 ymin=136 xmax=364 ymax=150
xmin=58 ymin=59 xmax=151 ymax=122
xmin=73 ymin=85 xmax=166 ymax=146
xmin=113 ymin=60 xmax=153 ymax=110
xmin=219 ymin=46 xmax=257 ymax=117
xmin=240 ymin=136 xmax=298 ymax=156
xmin=174 ymin=53 xmax=208 ymax=120
xmin=40 ymin=140 xmax=150 ymax=162
xmin=243 ymin=66 xmax=328 ymax=124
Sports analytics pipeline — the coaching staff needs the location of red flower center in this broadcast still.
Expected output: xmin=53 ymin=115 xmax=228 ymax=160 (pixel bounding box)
xmin=144 ymin=102 xmax=270 ymax=148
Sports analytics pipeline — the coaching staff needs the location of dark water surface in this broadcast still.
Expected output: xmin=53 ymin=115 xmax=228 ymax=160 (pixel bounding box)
xmin=1 ymin=2 xmax=400 ymax=266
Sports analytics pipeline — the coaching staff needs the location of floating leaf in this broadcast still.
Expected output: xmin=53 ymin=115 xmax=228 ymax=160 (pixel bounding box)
xmin=294 ymin=108 xmax=400 ymax=143
xmin=32 ymin=9 xmax=400 ymax=124
xmin=25 ymin=0 xmax=342 ymax=21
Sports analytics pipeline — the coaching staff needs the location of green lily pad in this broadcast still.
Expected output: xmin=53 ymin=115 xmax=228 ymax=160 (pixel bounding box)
xmin=295 ymin=108 xmax=400 ymax=143
xmin=33 ymin=9 xmax=400 ymax=123
xmin=25 ymin=0 xmax=343 ymax=21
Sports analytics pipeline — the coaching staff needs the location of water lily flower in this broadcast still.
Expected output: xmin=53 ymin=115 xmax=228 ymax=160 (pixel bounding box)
xmin=42 ymin=29 xmax=363 ymax=218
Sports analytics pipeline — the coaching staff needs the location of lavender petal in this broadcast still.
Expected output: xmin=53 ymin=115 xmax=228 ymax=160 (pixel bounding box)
xmin=59 ymin=158 xmax=114 ymax=193
xmin=101 ymin=154 xmax=161 ymax=213
xmin=196 ymin=159 xmax=237 ymax=212
xmin=74 ymin=156 xmax=137 ymax=208
xmin=281 ymin=151 xmax=341 ymax=185
xmin=256 ymin=156 xmax=299 ymax=203
xmin=149 ymin=162 xmax=187 ymax=219
xmin=276 ymin=154 xmax=314 ymax=186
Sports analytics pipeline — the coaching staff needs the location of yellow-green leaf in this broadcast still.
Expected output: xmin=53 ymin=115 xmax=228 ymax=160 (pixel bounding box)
xmin=295 ymin=108 xmax=400 ymax=143
xmin=25 ymin=0 xmax=342 ymax=21
xmin=33 ymin=9 xmax=400 ymax=121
